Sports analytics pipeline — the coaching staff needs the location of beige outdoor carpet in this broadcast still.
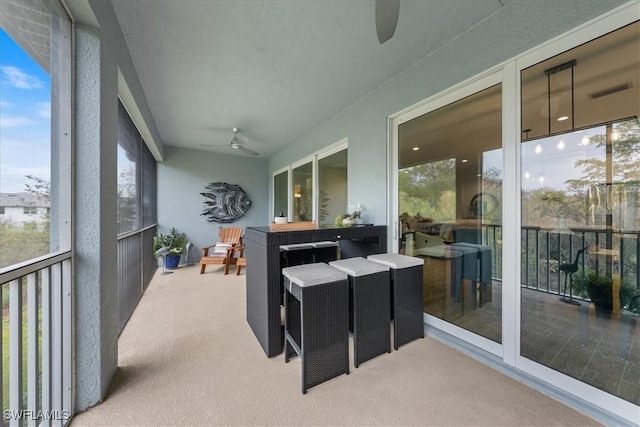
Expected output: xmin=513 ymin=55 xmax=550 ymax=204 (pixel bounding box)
xmin=70 ymin=266 xmax=602 ymax=426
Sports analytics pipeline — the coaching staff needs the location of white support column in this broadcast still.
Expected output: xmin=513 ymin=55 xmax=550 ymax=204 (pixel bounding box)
xmin=74 ymin=24 xmax=119 ymax=411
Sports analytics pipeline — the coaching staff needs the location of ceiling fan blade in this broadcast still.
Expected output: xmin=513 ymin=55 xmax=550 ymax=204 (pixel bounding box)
xmin=200 ymin=144 xmax=229 ymax=147
xmin=238 ymin=145 xmax=259 ymax=156
xmin=375 ymin=0 xmax=400 ymax=44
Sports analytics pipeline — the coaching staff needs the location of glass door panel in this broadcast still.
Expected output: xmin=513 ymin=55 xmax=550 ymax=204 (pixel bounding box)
xmin=520 ymin=22 xmax=639 ymax=405
xmin=273 ymin=170 xmax=288 ymax=219
xmin=398 ymin=84 xmax=503 ymax=343
xmin=317 ymin=149 xmax=347 ymax=228
xmin=292 ymin=162 xmax=313 ymax=222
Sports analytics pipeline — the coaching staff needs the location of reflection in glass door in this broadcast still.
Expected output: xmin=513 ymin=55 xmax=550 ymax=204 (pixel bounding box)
xmin=292 ymin=162 xmax=313 ymax=222
xmin=520 ymin=22 xmax=639 ymax=406
xmin=273 ymin=169 xmax=288 ymax=219
xmin=397 ymin=84 xmax=503 ymax=343
xmin=317 ymin=149 xmax=347 ymax=228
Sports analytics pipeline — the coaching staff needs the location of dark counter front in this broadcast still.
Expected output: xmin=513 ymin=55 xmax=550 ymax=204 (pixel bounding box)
xmin=245 ymin=225 xmax=387 ymax=357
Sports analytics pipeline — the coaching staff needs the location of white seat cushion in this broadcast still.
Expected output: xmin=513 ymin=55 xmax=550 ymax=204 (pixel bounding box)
xmin=280 ymin=243 xmax=314 ymax=251
xmin=212 ymin=242 xmax=232 ymax=254
xmin=283 ymin=263 xmax=347 ymax=287
xmin=416 ymin=246 xmax=463 ymax=259
xmin=329 ymin=257 xmax=389 ymax=277
xmin=367 ymin=253 xmax=424 ymax=269
xmin=311 ymin=241 xmax=339 ymax=248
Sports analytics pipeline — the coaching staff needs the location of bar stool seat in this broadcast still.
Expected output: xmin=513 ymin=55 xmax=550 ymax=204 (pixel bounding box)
xmin=368 ymin=253 xmax=424 ymax=350
xmin=279 ymin=243 xmax=315 ymax=305
xmin=311 ymin=241 xmax=339 ymax=263
xmin=280 ymin=243 xmax=315 ymax=266
xmin=329 ymin=257 xmax=391 ymax=367
xmin=283 ymin=263 xmax=349 ymax=394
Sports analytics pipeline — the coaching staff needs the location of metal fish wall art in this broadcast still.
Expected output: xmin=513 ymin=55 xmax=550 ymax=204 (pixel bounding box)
xmin=201 ymin=182 xmax=251 ymax=223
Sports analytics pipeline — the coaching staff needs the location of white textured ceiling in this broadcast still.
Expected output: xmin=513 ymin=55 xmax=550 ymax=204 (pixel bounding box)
xmin=111 ymin=0 xmax=506 ymax=158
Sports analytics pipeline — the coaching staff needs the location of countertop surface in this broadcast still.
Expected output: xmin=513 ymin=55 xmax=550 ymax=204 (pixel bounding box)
xmin=247 ymin=224 xmax=379 ymax=233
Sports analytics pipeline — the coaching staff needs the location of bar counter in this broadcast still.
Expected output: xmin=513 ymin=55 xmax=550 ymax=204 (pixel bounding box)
xmin=245 ymin=225 xmax=387 ymax=357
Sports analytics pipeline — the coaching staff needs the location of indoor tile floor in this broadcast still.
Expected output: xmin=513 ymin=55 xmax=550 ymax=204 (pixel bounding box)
xmin=423 ymin=266 xmax=640 ymax=406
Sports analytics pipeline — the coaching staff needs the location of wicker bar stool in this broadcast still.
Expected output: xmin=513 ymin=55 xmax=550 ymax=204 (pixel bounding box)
xmin=367 ymin=253 xmax=424 ymax=350
xmin=311 ymin=241 xmax=339 ymax=263
xmin=280 ymin=243 xmax=315 ymax=267
xmin=329 ymin=257 xmax=391 ymax=368
xmin=279 ymin=243 xmax=315 ymax=305
xmin=283 ymin=263 xmax=349 ymax=394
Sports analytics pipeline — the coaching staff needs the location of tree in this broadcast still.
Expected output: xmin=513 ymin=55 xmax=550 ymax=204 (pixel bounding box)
xmin=399 ymin=159 xmax=456 ymax=221
xmin=0 ymin=176 xmax=51 ymax=269
xmin=566 ymin=118 xmax=640 ymax=229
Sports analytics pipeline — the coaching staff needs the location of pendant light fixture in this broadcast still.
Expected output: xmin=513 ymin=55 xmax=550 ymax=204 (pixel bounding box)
xmin=544 ymin=59 xmax=576 ymax=135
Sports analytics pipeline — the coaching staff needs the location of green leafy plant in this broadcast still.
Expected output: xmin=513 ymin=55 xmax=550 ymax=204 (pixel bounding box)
xmin=153 ymin=227 xmax=187 ymax=257
xmin=573 ymin=271 xmax=640 ymax=314
xmin=334 ymin=211 xmax=362 ymax=228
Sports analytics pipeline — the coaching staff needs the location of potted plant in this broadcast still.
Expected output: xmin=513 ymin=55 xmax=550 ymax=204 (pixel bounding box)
xmin=573 ymin=271 xmax=640 ymax=315
xmin=334 ymin=210 xmax=362 ymax=228
xmin=153 ymin=227 xmax=187 ymax=269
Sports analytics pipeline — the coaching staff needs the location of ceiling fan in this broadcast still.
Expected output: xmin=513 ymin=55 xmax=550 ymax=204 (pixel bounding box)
xmin=201 ymin=127 xmax=259 ymax=156
xmin=376 ymin=0 xmax=400 ymax=44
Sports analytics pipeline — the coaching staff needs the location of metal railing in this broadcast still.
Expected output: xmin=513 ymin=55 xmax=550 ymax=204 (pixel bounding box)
xmin=117 ymin=225 xmax=157 ymax=333
xmin=479 ymin=224 xmax=640 ymax=293
xmin=0 ymin=251 xmax=73 ymax=426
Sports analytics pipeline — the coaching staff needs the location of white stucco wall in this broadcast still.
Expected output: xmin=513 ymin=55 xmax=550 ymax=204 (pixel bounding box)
xmin=0 ymin=207 xmax=48 ymax=227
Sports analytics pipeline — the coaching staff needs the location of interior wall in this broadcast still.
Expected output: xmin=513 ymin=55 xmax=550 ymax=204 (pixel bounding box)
xmin=158 ymin=146 xmax=269 ymax=259
xmin=268 ymin=0 xmax=627 ymax=226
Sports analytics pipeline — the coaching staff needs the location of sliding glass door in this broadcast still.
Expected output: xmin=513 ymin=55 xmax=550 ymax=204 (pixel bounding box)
xmin=520 ymin=21 xmax=639 ymax=407
xmin=389 ymin=8 xmax=638 ymax=422
xmin=393 ymin=76 xmax=503 ymax=347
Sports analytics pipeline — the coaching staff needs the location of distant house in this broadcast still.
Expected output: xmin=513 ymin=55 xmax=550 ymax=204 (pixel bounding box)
xmin=0 ymin=192 xmax=50 ymax=230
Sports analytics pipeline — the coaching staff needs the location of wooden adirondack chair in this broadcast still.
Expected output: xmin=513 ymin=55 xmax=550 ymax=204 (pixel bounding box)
xmin=199 ymin=227 xmax=243 ymax=275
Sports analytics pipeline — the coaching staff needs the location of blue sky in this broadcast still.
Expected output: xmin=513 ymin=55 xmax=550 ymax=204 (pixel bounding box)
xmin=0 ymin=28 xmax=51 ymax=193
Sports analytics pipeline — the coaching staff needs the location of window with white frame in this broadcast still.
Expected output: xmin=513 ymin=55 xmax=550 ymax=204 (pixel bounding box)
xmin=23 ymin=207 xmax=38 ymax=215
xmin=272 ymin=140 xmax=348 ymax=226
